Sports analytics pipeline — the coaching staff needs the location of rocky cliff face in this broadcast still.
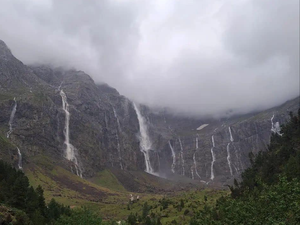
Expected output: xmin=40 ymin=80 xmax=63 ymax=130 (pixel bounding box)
xmin=142 ymin=100 xmax=299 ymax=185
xmin=0 ymin=39 xmax=299 ymax=187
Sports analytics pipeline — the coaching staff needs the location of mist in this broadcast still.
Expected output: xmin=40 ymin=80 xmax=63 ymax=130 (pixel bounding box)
xmin=0 ymin=0 xmax=299 ymax=117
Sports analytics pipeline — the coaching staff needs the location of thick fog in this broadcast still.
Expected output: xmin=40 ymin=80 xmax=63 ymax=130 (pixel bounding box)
xmin=0 ymin=0 xmax=299 ymax=117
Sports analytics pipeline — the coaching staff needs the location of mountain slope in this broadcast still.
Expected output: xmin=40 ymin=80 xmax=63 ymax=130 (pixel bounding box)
xmin=0 ymin=39 xmax=299 ymax=192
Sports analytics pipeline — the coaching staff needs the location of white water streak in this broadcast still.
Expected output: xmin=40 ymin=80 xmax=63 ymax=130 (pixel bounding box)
xmin=113 ymin=107 xmax=123 ymax=170
xmin=7 ymin=98 xmax=17 ymax=138
xmin=226 ymin=143 xmax=233 ymax=176
xmin=60 ymin=90 xmax=83 ymax=178
xmin=133 ymin=103 xmax=154 ymax=174
xmin=229 ymin=127 xmax=234 ymax=142
xmin=17 ymin=147 xmax=22 ymax=170
xmin=226 ymin=127 xmax=234 ymax=176
xmin=271 ymin=115 xmax=283 ymax=136
xmin=193 ymin=152 xmax=201 ymax=179
xmin=210 ymin=135 xmax=216 ymax=180
xmin=191 ymin=167 xmax=194 ymax=180
xmin=178 ymin=138 xmax=185 ymax=176
xmin=168 ymin=141 xmax=176 ymax=173
xmin=113 ymin=107 xmax=122 ymax=132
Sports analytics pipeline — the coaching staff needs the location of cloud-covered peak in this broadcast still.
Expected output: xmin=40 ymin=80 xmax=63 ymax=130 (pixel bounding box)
xmin=0 ymin=0 xmax=298 ymax=117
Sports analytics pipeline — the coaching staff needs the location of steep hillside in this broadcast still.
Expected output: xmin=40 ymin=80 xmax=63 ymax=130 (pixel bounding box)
xmin=189 ymin=110 xmax=300 ymax=224
xmin=0 ymin=39 xmax=299 ymax=191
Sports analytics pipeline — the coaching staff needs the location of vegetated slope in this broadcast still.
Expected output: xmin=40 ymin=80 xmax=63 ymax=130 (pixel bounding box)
xmin=190 ymin=110 xmax=300 ymax=225
xmin=0 ymin=159 xmax=99 ymax=225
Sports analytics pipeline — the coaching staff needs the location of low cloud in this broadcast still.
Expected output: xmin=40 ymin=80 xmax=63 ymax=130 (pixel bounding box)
xmin=0 ymin=0 xmax=298 ymax=117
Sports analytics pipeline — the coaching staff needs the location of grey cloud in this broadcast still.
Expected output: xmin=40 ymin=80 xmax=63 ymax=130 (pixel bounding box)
xmin=0 ymin=0 xmax=298 ymax=117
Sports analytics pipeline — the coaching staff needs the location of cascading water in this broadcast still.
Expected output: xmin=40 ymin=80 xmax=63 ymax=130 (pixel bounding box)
xmin=133 ymin=103 xmax=154 ymax=174
xmin=7 ymin=98 xmax=17 ymax=138
xmin=226 ymin=127 xmax=234 ymax=176
xmin=60 ymin=90 xmax=83 ymax=178
xmin=210 ymin=135 xmax=216 ymax=180
xmin=113 ymin=107 xmax=122 ymax=131
xmin=113 ymin=107 xmax=123 ymax=170
xmin=178 ymin=138 xmax=185 ymax=176
xmin=191 ymin=167 xmax=194 ymax=180
xmin=271 ymin=115 xmax=283 ymax=136
xmin=193 ymin=152 xmax=201 ymax=179
xmin=193 ymin=136 xmax=201 ymax=179
xmin=17 ymin=147 xmax=22 ymax=169
xmin=168 ymin=141 xmax=176 ymax=173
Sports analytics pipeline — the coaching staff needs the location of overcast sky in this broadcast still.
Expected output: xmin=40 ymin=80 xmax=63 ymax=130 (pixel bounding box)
xmin=0 ymin=0 xmax=299 ymax=117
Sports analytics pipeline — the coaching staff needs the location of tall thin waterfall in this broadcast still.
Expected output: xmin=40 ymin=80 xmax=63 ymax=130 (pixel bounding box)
xmin=133 ymin=103 xmax=154 ymax=174
xmin=196 ymin=136 xmax=199 ymax=149
xmin=7 ymin=98 xmax=17 ymax=138
xmin=226 ymin=127 xmax=234 ymax=176
xmin=17 ymin=147 xmax=22 ymax=169
xmin=193 ymin=136 xmax=201 ymax=179
xmin=113 ymin=107 xmax=123 ymax=170
xmin=178 ymin=138 xmax=185 ymax=176
xmin=210 ymin=135 xmax=216 ymax=180
xmin=60 ymin=90 xmax=83 ymax=177
xmin=113 ymin=107 xmax=122 ymax=131
xmin=168 ymin=141 xmax=176 ymax=173
xmin=193 ymin=152 xmax=201 ymax=179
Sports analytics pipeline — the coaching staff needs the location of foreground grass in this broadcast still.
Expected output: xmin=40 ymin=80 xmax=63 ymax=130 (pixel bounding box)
xmin=23 ymin=155 xmax=227 ymax=223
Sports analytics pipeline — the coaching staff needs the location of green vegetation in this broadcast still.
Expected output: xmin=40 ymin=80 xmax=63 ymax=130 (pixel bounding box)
xmin=0 ymin=160 xmax=69 ymax=224
xmin=0 ymin=160 xmax=112 ymax=224
xmin=0 ymin=134 xmax=15 ymax=162
xmin=91 ymin=170 xmax=126 ymax=192
xmin=190 ymin=110 xmax=300 ymax=224
xmin=2 ymin=110 xmax=299 ymax=224
xmin=124 ymin=189 xmax=227 ymax=225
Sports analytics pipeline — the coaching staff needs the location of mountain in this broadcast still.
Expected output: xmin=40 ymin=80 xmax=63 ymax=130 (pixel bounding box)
xmin=0 ymin=39 xmax=299 ymax=192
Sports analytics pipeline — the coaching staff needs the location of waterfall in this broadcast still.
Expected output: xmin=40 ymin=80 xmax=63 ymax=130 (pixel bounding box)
xmin=168 ymin=141 xmax=176 ymax=173
xmin=178 ymin=138 xmax=185 ymax=176
xmin=271 ymin=115 xmax=283 ymax=136
xmin=210 ymin=135 xmax=216 ymax=180
xmin=270 ymin=114 xmax=275 ymax=130
xmin=229 ymin=127 xmax=234 ymax=142
xmin=60 ymin=90 xmax=83 ymax=178
xmin=113 ymin=107 xmax=122 ymax=131
xmin=133 ymin=103 xmax=154 ymax=174
xmin=193 ymin=152 xmax=201 ymax=179
xmin=115 ymin=133 xmax=123 ymax=170
xmin=195 ymin=136 xmax=199 ymax=149
xmin=191 ymin=167 xmax=194 ymax=180
xmin=7 ymin=98 xmax=17 ymax=138
xmin=113 ymin=107 xmax=123 ymax=170
xmin=226 ymin=144 xmax=233 ymax=176
xmin=17 ymin=147 xmax=22 ymax=170
xmin=226 ymin=127 xmax=234 ymax=176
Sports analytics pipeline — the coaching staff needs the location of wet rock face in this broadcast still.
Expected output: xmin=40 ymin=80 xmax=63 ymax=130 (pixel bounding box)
xmin=0 ymin=39 xmax=299 ymax=185
xmin=144 ymin=101 xmax=299 ymax=184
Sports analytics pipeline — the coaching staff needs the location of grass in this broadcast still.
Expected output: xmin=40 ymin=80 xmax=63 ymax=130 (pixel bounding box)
xmin=24 ymin=154 xmax=228 ymax=223
xmin=90 ymin=170 xmax=127 ymax=192
xmin=0 ymin=133 xmax=16 ymax=163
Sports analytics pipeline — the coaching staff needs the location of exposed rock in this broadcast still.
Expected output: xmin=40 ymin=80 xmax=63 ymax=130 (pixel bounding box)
xmin=0 ymin=39 xmax=299 ymax=187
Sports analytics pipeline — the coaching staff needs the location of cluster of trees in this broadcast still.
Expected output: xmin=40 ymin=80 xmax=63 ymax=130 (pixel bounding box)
xmin=127 ymin=202 xmax=162 ymax=225
xmin=190 ymin=110 xmax=300 ymax=224
xmin=0 ymin=160 xmax=104 ymax=224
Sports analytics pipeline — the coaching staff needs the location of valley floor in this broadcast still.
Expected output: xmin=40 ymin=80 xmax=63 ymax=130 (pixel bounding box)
xmin=25 ymin=155 xmax=228 ymax=224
